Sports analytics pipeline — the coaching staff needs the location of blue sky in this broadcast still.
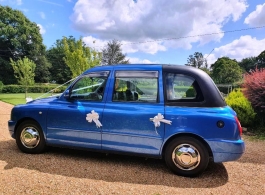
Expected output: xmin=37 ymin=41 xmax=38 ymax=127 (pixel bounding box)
xmin=1 ymin=0 xmax=265 ymax=65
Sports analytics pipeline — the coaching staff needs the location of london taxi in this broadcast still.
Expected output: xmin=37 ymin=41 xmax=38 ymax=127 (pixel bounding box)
xmin=8 ymin=64 xmax=245 ymax=177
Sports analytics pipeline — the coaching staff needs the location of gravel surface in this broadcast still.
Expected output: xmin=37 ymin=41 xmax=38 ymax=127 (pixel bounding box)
xmin=0 ymin=101 xmax=264 ymax=195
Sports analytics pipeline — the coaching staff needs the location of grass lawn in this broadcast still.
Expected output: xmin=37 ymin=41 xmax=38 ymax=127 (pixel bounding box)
xmin=0 ymin=93 xmax=52 ymax=105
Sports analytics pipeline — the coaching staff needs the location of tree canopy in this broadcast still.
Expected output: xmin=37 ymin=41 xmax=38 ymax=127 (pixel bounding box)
xmin=256 ymin=50 xmax=265 ymax=68
xmin=46 ymin=37 xmax=73 ymax=84
xmin=238 ymin=57 xmax=258 ymax=73
xmin=101 ymin=40 xmax=129 ymax=65
xmin=10 ymin=57 xmax=36 ymax=97
xmin=62 ymin=37 xmax=101 ymax=78
xmin=211 ymin=57 xmax=242 ymax=84
xmin=0 ymin=5 xmax=50 ymax=84
xmin=185 ymin=52 xmax=208 ymax=69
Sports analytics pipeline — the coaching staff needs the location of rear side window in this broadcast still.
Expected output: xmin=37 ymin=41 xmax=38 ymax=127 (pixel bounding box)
xmin=113 ymin=71 xmax=158 ymax=103
xmin=165 ymin=73 xmax=204 ymax=102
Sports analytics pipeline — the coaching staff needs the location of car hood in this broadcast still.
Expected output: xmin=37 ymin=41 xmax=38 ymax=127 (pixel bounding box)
xmin=25 ymin=96 xmax=59 ymax=105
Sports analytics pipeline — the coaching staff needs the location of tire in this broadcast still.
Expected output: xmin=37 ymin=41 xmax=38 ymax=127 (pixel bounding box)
xmin=164 ymin=136 xmax=209 ymax=177
xmin=15 ymin=120 xmax=46 ymax=154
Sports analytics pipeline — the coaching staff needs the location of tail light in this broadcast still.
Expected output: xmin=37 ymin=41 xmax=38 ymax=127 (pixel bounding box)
xmin=235 ymin=116 xmax=242 ymax=136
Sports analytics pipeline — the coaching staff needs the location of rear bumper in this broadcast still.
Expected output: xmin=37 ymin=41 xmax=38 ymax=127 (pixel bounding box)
xmin=206 ymin=139 xmax=245 ymax=163
xmin=8 ymin=120 xmax=16 ymax=139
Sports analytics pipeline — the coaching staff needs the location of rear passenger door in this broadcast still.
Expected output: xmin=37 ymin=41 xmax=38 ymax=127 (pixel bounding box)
xmin=101 ymin=69 xmax=167 ymax=156
xmin=163 ymin=72 xmax=207 ymax=139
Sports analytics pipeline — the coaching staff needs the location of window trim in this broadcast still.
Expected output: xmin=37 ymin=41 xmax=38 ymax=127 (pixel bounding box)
xmin=115 ymin=71 xmax=158 ymax=78
xmin=112 ymin=74 xmax=159 ymax=103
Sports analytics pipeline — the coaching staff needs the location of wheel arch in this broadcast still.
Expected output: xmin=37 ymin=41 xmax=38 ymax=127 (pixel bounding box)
xmin=162 ymin=133 xmax=213 ymax=158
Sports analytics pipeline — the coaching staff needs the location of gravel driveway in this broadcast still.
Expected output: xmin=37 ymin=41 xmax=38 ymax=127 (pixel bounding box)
xmin=0 ymin=101 xmax=264 ymax=195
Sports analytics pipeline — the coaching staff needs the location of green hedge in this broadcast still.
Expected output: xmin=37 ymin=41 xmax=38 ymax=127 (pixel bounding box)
xmin=0 ymin=81 xmax=3 ymax=93
xmin=2 ymin=85 xmax=67 ymax=93
xmin=174 ymin=86 xmax=193 ymax=92
xmin=225 ymin=89 xmax=256 ymax=127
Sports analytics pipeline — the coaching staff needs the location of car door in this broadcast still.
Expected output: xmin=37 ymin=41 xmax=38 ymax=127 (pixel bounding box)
xmin=46 ymin=71 xmax=110 ymax=149
xmin=101 ymin=68 xmax=169 ymax=156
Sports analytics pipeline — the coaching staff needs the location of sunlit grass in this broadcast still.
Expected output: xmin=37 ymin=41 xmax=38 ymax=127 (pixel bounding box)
xmin=0 ymin=93 xmax=52 ymax=105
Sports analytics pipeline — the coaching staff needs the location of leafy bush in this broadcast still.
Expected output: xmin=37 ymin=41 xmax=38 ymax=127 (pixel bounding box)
xmin=0 ymin=81 xmax=4 ymax=92
xmin=242 ymin=67 xmax=265 ymax=125
xmin=186 ymin=87 xmax=196 ymax=97
xmin=226 ymin=89 xmax=256 ymax=127
xmin=2 ymin=85 xmax=67 ymax=93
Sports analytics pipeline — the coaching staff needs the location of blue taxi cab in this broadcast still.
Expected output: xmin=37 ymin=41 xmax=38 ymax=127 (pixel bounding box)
xmin=8 ymin=64 xmax=245 ymax=177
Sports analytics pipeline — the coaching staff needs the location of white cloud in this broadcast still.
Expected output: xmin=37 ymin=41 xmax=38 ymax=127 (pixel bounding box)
xmin=37 ymin=24 xmax=46 ymax=34
xmin=82 ymin=36 xmax=166 ymax=54
xmin=128 ymin=57 xmax=159 ymax=64
xmin=205 ymin=35 xmax=265 ymax=65
xmin=39 ymin=12 xmax=46 ymax=19
xmin=244 ymin=3 xmax=265 ymax=26
xmin=71 ymin=0 xmax=248 ymax=54
xmin=121 ymin=40 xmax=166 ymax=54
xmin=16 ymin=0 xmax=22 ymax=5
xmin=82 ymin=36 xmax=159 ymax=64
xmin=82 ymin=36 xmax=107 ymax=50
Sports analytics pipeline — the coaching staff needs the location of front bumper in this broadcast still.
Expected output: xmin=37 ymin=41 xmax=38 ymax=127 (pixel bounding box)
xmin=8 ymin=120 xmax=16 ymax=139
xmin=206 ymin=139 xmax=245 ymax=163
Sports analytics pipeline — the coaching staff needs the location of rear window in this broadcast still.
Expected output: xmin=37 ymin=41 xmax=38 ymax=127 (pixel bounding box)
xmin=164 ymin=73 xmax=204 ymax=102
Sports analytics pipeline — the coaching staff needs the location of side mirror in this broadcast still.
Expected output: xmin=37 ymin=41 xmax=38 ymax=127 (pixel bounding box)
xmin=64 ymin=89 xmax=70 ymax=99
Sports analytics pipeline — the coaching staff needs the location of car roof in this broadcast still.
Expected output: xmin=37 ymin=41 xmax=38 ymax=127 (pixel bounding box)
xmin=83 ymin=64 xmax=197 ymax=74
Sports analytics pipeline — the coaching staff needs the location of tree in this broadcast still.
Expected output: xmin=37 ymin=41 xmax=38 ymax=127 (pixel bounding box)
xmin=238 ymin=57 xmax=258 ymax=73
xmin=63 ymin=37 xmax=101 ymax=78
xmin=186 ymin=52 xmax=207 ymax=69
xmin=46 ymin=37 xmax=73 ymax=84
xmin=200 ymin=67 xmax=211 ymax=75
xmin=101 ymin=40 xmax=130 ymax=65
xmin=0 ymin=6 xmax=50 ymax=84
xmin=256 ymin=50 xmax=265 ymax=69
xmin=211 ymin=57 xmax=242 ymax=84
xmin=242 ymin=67 xmax=265 ymax=125
xmin=10 ymin=57 xmax=36 ymax=98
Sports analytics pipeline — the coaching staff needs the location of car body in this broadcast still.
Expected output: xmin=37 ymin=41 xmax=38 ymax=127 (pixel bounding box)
xmin=8 ymin=64 xmax=245 ymax=177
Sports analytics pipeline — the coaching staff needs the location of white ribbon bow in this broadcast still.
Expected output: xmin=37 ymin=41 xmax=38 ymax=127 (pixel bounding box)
xmin=151 ymin=113 xmax=172 ymax=127
xmin=86 ymin=110 xmax=102 ymax=128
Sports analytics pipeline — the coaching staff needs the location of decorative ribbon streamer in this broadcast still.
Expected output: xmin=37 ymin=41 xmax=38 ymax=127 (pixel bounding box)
xmin=150 ymin=113 xmax=172 ymax=127
xmin=86 ymin=110 xmax=102 ymax=128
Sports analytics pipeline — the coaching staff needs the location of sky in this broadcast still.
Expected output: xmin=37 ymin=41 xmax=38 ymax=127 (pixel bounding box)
xmin=1 ymin=0 xmax=265 ymax=65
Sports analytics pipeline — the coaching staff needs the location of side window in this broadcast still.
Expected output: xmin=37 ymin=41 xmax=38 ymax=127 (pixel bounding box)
xmin=113 ymin=71 xmax=158 ymax=103
xmin=71 ymin=76 xmax=108 ymax=101
xmin=165 ymin=73 xmax=203 ymax=102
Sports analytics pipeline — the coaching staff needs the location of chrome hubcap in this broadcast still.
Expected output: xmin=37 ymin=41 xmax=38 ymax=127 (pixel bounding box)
xmin=20 ymin=127 xmax=40 ymax=149
xmin=172 ymin=144 xmax=200 ymax=170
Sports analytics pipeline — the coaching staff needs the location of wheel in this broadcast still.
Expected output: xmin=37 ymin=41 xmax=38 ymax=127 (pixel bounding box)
xmin=15 ymin=120 xmax=46 ymax=154
xmin=164 ymin=136 xmax=209 ymax=177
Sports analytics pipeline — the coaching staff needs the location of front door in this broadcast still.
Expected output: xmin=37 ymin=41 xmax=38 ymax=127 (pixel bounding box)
xmin=46 ymin=71 xmax=109 ymax=149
